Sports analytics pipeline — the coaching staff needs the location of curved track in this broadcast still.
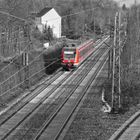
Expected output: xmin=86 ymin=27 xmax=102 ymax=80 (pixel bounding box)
xmin=0 ymin=36 xmax=110 ymax=140
xmin=109 ymin=111 xmax=140 ymax=140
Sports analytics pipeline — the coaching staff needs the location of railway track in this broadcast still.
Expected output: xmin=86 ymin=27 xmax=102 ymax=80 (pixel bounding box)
xmin=0 ymin=37 xmax=110 ymax=140
xmin=34 ymin=46 xmax=110 ymax=140
xmin=0 ymin=36 xmax=105 ymax=124
xmin=109 ymin=111 xmax=140 ymax=140
xmin=0 ymin=70 xmax=64 ymax=121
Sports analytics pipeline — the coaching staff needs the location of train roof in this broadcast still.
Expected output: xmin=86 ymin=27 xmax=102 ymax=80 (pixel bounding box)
xmin=63 ymin=39 xmax=93 ymax=49
xmin=77 ymin=39 xmax=93 ymax=49
xmin=63 ymin=46 xmax=76 ymax=50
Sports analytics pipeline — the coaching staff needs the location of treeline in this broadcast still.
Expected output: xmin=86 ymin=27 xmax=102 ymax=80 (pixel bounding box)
xmin=121 ymin=4 xmax=140 ymax=74
xmin=0 ymin=0 xmax=119 ymax=39
xmin=120 ymin=4 xmax=140 ymax=109
xmin=39 ymin=0 xmax=119 ymax=38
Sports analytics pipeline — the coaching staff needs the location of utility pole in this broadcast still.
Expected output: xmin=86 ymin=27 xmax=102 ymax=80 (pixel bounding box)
xmin=108 ymin=48 xmax=112 ymax=79
xmin=111 ymin=11 xmax=124 ymax=113
xmin=136 ymin=4 xmax=140 ymax=73
xmin=23 ymin=23 xmax=30 ymax=89
xmin=111 ymin=12 xmax=118 ymax=110
xmin=108 ymin=16 xmax=112 ymax=79
xmin=118 ymin=12 xmax=121 ymax=109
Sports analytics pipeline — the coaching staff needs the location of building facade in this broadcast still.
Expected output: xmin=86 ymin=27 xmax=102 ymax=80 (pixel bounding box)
xmin=36 ymin=7 xmax=61 ymax=38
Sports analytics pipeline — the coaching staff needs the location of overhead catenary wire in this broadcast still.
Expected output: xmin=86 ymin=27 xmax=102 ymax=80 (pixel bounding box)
xmin=0 ymin=58 xmax=61 ymax=97
xmin=0 ymin=31 xmax=33 ymax=72
xmin=0 ymin=47 xmax=45 ymax=87
xmin=0 ymin=36 xmax=25 ymax=45
xmin=0 ymin=0 xmax=127 ymax=26
xmin=0 ymin=5 xmax=97 ymax=52
xmin=0 ymin=39 xmax=28 ymax=48
xmin=0 ymin=0 xmax=105 ymax=23
xmin=1 ymin=8 xmax=97 ymax=22
xmin=0 ymin=43 xmax=29 ymax=73
xmin=0 ymin=41 xmax=63 ymax=89
xmin=0 ymin=0 xmax=107 ymax=92
xmin=0 ymin=26 xmax=30 ymax=72
xmin=0 ymin=7 xmax=99 ymax=76
xmin=0 ymin=11 xmax=27 ymax=22
xmin=0 ymin=0 xmax=36 ymax=72
xmin=0 ymin=36 xmax=110 ymax=98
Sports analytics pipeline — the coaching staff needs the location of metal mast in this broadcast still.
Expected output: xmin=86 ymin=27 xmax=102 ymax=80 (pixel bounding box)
xmin=111 ymin=11 xmax=122 ymax=112
xmin=111 ymin=12 xmax=118 ymax=109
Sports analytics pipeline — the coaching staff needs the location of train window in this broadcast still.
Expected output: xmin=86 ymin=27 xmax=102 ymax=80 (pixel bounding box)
xmin=79 ymin=44 xmax=93 ymax=57
xmin=63 ymin=47 xmax=76 ymax=59
xmin=64 ymin=52 xmax=75 ymax=59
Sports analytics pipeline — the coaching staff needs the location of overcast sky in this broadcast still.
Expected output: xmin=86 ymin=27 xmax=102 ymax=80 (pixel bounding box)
xmin=113 ymin=0 xmax=140 ymax=7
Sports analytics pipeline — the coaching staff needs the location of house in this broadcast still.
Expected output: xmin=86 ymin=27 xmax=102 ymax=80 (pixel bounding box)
xmin=35 ymin=7 xmax=61 ymax=38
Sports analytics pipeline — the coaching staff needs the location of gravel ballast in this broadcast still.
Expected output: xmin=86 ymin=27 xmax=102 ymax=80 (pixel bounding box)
xmin=64 ymin=63 xmax=140 ymax=140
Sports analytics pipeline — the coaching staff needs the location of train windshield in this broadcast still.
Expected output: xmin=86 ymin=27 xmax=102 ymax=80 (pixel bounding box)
xmin=63 ymin=47 xmax=76 ymax=59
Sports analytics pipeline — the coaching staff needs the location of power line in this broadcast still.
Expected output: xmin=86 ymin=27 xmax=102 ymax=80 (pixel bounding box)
xmin=0 ymin=11 xmax=26 ymax=22
xmin=0 ymin=0 xmax=105 ymax=23
xmin=0 ymin=43 xmax=28 ymax=73
xmin=0 ymin=59 xmax=61 ymax=97
xmin=0 ymin=28 xmax=32 ymax=73
xmin=0 ymin=0 xmax=110 ymax=91
xmin=0 ymin=8 xmax=95 ymax=23
xmin=0 ymin=39 xmax=27 ymax=47
xmin=0 ymin=6 xmax=95 ymax=85
xmin=0 ymin=42 xmax=51 ymax=88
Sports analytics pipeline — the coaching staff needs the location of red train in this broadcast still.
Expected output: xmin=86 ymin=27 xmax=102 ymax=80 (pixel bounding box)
xmin=61 ymin=39 xmax=94 ymax=70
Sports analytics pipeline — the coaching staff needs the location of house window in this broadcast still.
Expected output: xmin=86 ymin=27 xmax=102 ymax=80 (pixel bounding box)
xmin=36 ymin=17 xmax=41 ymax=24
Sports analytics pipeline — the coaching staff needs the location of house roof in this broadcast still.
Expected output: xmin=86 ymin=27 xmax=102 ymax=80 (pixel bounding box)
xmin=36 ymin=7 xmax=53 ymax=17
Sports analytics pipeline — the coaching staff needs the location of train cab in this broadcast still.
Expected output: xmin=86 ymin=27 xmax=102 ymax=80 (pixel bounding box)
xmin=61 ymin=47 xmax=76 ymax=69
xmin=61 ymin=39 xmax=94 ymax=70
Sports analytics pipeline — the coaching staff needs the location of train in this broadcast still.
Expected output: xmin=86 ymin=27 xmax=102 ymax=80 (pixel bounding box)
xmin=61 ymin=39 xmax=94 ymax=70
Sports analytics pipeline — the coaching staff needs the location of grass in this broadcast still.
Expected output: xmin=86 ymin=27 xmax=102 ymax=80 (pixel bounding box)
xmin=64 ymin=61 xmax=140 ymax=140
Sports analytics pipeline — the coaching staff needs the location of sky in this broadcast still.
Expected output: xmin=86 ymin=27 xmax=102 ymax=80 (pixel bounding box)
xmin=113 ymin=0 xmax=140 ymax=7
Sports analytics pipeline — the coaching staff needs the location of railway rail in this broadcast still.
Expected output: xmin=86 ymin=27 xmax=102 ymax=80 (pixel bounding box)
xmin=0 ymin=36 xmax=110 ymax=140
xmin=0 ymin=70 xmax=64 ymax=122
xmin=109 ymin=110 xmax=140 ymax=140
xmin=0 ymin=36 xmax=105 ymax=124
xmin=35 ymin=45 xmax=110 ymax=140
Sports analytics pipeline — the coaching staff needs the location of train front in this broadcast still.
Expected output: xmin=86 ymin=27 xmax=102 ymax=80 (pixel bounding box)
xmin=61 ymin=47 xmax=76 ymax=70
